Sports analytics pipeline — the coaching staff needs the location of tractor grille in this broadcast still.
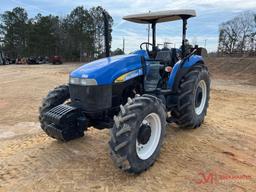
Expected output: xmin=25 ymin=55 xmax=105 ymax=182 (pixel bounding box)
xmin=69 ymin=84 xmax=112 ymax=112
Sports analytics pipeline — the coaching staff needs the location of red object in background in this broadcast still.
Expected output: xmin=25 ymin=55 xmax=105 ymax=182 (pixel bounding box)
xmin=50 ymin=55 xmax=63 ymax=64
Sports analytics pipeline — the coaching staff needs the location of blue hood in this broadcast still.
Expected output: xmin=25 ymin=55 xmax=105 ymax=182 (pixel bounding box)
xmin=70 ymin=53 xmax=146 ymax=85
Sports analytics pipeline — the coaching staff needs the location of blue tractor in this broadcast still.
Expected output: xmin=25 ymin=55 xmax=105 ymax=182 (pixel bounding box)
xmin=39 ymin=9 xmax=210 ymax=173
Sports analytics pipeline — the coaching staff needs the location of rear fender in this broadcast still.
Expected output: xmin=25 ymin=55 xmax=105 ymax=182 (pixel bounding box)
xmin=167 ymin=55 xmax=204 ymax=91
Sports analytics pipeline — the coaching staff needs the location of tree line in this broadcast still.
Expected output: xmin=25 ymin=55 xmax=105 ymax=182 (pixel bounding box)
xmin=218 ymin=11 xmax=256 ymax=56
xmin=0 ymin=6 xmax=121 ymax=61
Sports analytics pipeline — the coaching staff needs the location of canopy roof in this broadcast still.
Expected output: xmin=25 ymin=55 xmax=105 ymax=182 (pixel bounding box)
xmin=123 ymin=9 xmax=196 ymax=24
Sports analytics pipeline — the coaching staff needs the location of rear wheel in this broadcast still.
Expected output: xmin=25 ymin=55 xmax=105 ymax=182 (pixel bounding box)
xmin=109 ymin=95 xmax=166 ymax=173
xmin=172 ymin=64 xmax=210 ymax=128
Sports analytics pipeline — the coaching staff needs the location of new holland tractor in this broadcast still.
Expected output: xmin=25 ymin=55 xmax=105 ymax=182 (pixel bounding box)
xmin=39 ymin=9 xmax=210 ymax=173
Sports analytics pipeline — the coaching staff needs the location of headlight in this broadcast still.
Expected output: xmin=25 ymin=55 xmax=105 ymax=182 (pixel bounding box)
xmin=69 ymin=77 xmax=97 ymax=86
xmin=69 ymin=77 xmax=80 ymax=85
xmin=115 ymin=69 xmax=143 ymax=83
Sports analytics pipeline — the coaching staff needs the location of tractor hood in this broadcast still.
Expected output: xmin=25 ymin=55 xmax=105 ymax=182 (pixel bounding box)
xmin=70 ymin=51 xmax=147 ymax=85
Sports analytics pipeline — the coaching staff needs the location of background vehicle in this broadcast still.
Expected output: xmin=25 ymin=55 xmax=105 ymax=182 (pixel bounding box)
xmin=5 ymin=56 xmax=16 ymax=64
xmin=39 ymin=10 xmax=210 ymax=173
xmin=27 ymin=56 xmax=38 ymax=64
xmin=27 ymin=56 xmax=48 ymax=64
xmin=50 ymin=55 xmax=63 ymax=64
xmin=37 ymin=56 xmax=46 ymax=64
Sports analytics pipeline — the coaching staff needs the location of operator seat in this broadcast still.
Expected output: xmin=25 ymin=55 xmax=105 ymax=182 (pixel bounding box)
xmin=155 ymin=48 xmax=178 ymax=67
xmin=155 ymin=48 xmax=179 ymax=89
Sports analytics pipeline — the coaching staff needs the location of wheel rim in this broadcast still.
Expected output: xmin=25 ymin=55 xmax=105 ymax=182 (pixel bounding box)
xmin=195 ymin=80 xmax=207 ymax=115
xmin=136 ymin=113 xmax=161 ymax=160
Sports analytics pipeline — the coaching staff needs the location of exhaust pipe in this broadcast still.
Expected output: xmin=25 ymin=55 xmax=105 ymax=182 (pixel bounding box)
xmin=103 ymin=11 xmax=110 ymax=57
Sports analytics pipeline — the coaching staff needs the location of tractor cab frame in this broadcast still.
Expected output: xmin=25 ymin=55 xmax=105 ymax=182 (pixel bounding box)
xmin=123 ymin=9 xmax=196 ymax=59
xmin=123 ymin=10 xmax=201 ymax=93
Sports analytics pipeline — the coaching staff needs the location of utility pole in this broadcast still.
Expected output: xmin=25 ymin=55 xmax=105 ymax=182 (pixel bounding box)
xmin=123 ymin=38 xmax=125 ymax=53
xmin=147 ymin=10 xmax=151 ymax=43
xmin=204 ymin=39 xmax=207 ymax=49
xmin=147 ymin=24 xmax=150 ymax=43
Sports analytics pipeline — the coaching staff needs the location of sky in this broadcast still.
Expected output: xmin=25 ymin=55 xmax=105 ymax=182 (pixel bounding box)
xmin=1 ymin=0 xmax=256 ymax=53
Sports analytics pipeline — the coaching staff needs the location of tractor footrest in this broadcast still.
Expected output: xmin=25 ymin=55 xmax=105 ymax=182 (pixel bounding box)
xmin=44 ymin=104 xmax=87 ymax=141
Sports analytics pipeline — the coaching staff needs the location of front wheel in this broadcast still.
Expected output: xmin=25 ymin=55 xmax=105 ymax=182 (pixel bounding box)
xmin=109 ymin=95 xmax=166 ymax=173
xmin=172 ymin=64 xmax=210 ymax=128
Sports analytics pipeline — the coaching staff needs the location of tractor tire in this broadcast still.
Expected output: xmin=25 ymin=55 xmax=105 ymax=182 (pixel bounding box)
xmin=172 ymin=64 xmax=210 ymax=128
xmin=39 ymin=85 xmax=73 ymax=140
xmin=109 ymin=94 xmax=167 ymax=173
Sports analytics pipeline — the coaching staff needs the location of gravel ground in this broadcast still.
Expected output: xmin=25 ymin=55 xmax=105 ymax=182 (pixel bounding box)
xmin=0 ymin=61 xmax=255 ymax=192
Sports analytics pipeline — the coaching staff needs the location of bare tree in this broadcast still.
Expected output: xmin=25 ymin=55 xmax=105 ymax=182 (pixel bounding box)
xmin=218 ymin=11 xmax=256 ymax=56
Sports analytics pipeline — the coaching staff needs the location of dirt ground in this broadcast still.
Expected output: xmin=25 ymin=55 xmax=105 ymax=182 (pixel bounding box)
xmin=0 ymin=58 xmax=256 ymax=192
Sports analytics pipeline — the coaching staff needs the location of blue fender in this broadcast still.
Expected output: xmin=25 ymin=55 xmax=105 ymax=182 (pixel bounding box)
xmin=70 ymin=50 xmax=148 ymax=85
xmin=167 ymin=55 xmax=203 ymax=89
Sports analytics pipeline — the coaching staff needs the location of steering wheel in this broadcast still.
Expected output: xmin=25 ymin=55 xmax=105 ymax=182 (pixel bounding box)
xmin=140 ymin=42 xmax=154 ymax=55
